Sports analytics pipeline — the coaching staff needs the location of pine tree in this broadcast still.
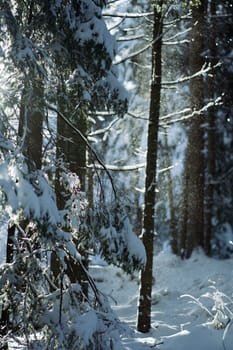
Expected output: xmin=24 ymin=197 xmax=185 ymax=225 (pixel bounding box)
xmin=0 ymin=1 xmax=146 ymax=347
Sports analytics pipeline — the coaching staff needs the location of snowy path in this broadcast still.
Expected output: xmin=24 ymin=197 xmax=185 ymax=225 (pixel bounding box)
xmin=91 ymin=250 xmax=233 ymax=350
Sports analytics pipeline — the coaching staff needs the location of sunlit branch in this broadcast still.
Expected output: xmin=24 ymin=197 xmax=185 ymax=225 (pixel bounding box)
xmin=162 ymin=62 xmax=221 ymax=86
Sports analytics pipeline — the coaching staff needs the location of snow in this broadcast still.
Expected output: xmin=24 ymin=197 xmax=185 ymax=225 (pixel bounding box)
xmin=90 ymin=248 xmax=233 ymax=350
xmin=1 ymin=237 xmax=233 ymax=349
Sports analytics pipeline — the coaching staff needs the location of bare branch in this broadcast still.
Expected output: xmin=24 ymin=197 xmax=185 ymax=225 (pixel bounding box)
xmin=108 ymin=17 xmax=125 ymax=31
xmin=87 ymin=117 xmax=119 ymax=137
xmin=117 ymin=34 xmax=146 ymax=42
xmin=163 ymin=27 xmax=191 ymax=45
xmin=46 ymin=103 xmax=117 ymax=198
xmin=127 ymin=111 xmax=148 ymax=121
xmin=88 ymin=163 xmax=146 ymax=171
xmin=160 ymin=97 xmax=222 ymax=126
xmin=114 ymin=41 xmax=153 ymax=65
xmin=162 ymin=62 xmax=221 ymax=86
xmin=160 ymin=107 xmax=192 ymax=121
xmin=103 ymin=11 xmax=153 ymax=18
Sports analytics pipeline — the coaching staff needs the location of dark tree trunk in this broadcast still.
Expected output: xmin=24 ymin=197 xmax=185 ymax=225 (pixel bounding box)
xmin=137 ymin=2 xmax=163 ymax=333
xmin=18 ymin=78 xmax=44 ymax=171
xmin=164 ymin=133 xmax=178 ymax=255
xmin=53 ymin=83 xmax=88 ymax=296
xmin=204 ymin=0 xmax=216 ymax=256
xmin=181 ymin=1 xmax=205 ymax=258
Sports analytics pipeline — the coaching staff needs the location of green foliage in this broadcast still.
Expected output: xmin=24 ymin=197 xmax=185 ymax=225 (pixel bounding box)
xmin=0 ymin=1 xmax=143 ymax=347
xmin=181 ymin=0 xmax=201 ymax=8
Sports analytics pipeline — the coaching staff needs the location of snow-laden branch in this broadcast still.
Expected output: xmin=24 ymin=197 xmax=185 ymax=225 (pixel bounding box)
xmin=164 ymin=39 xmax=189 ymax=45
xmin=160 ymin=97 xmax=222 ymax=126
xmin=163 ymin=12 xmax=191 ymax=26
xmin=87 ymin=117 xmax=119 ymax=137
xmin=117 ymin=34 xmax=146 ymax=42
xmin=87 ymin=162 xmax=175 ymax=173
xmin=87 ymin=163 xmax=146 ymax=171
xmin=108 ymin=17 xmax=125 ymax=31
xmin=103 ymin=11 xmax=153 ymax=18
xmin=127 ymin=111 xmax=149 ymax=121
xmin=162 ymin=62 xmax=221 ymax=86
xmin=163 ymin=27 xmax=191 ymax=45
xmin=114 ymin=40 xmax=153 ymax=65
xmin=160 ymin=107 xmax=192 ymax=121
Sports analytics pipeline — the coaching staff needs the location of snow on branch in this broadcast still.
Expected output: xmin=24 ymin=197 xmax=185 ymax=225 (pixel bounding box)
xmin=87 ymin=117 xmax=119 ymax=138
xmin=160 ymin=97 xmax=222 ymax=126
xmin=162 ymin=62 xmax=221 ymax=86
xmin=163 ymin=27 xmax=191 ymax=45
xmin=103 ymin=11 xmax=153 ymax=18
xmin=87 ymin=163 xmax=146 ymax=171
xmin=117 ymin=34 xmax=146 ymax=42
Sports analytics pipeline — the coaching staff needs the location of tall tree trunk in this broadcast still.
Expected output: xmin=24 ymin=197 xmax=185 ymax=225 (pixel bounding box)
xmin=182 ymin=1 xmax=205 ymax=258
xmin=137 ymin=2 xmax=163 ymax=333
xmin=18 ymin=78 xmax=44 ymax=171
xmin=204 ymin=0 xmax=216 ymax=256
xmin=53 ymin=83 xmax=88 ymax=296
xmin=164 ymin=133 xmax=178 ymax=255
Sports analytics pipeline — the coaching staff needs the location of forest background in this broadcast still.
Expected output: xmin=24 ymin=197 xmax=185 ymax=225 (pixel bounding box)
xmin=0 ymin=0 xmax=232 ymax=349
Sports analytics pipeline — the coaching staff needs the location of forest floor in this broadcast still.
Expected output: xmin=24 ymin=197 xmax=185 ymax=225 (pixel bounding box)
xmin=90 ymin=248 xmax=233 ymax=350
xmin=1 ymin=226 xmax=233 ymax=349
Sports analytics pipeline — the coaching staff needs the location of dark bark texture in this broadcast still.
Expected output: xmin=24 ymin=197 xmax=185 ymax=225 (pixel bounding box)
xmin=137 ymin=2 xmax=163 ymax=333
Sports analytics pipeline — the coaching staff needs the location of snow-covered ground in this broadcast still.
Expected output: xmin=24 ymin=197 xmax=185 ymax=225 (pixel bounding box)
xmin=90 ymin=249 xmax=233 ymax=350
xmin=1 ymin=228 xmax=233 ymax=349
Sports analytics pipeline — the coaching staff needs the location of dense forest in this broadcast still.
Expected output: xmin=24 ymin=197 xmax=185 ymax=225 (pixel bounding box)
xmin=0 ymin=0 xmax=232 ymax=349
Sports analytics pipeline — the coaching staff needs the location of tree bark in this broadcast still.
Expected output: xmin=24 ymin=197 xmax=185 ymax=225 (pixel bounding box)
xmin=182 ymin=1 xmax=205 ymax=258
xmin=53 ymin=83 xmax=88 ymax=296
xmin=137 ymin=2 xmax=163 ymax=333
xmin=164 ymin=133 xmax=178 ymax=255
xmin=18 ymin=78 xmax=44 ymax=171
xmin=204 ymin=0 xmax=216 ymax=256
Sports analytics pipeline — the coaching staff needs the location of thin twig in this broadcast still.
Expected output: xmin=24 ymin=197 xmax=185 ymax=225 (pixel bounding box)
xmin=46 ymin=103 xmax=117 ymax=199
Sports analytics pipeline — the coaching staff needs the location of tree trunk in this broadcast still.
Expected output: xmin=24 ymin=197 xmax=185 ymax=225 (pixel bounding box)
xmin=53 ymin=83 xmax=88 ymax=296
xmin=204 ymin=0 xmax=216 ymax=256
xmin=182 ymin=1 xmax=205 ymax=258
xmin=18 ymin=78 xmax=44 ymax=171
xmin=137 ymin=2 xmax=163 ymax=333
xmin=164 ymin=133 xmax=178 ymax=255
